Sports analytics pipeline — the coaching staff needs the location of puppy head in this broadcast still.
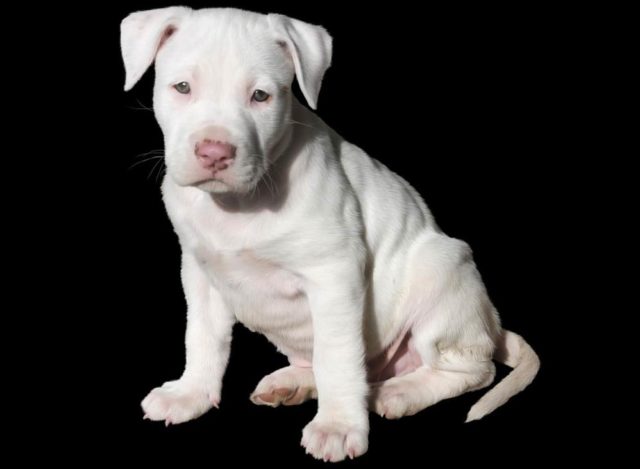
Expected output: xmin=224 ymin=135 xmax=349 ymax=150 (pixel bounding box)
xmin=121 ymin=7 xmax=332 ymax=194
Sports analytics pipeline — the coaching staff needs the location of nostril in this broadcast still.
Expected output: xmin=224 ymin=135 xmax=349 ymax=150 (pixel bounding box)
xmin=194 ymin=139 xmax=237 ymax=168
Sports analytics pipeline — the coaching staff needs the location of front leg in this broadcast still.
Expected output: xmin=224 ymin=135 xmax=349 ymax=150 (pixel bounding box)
xmin=301 ymin=259 xmax=369 ymax=462
xmin=142 ymin=253 xmax=234 ymax=425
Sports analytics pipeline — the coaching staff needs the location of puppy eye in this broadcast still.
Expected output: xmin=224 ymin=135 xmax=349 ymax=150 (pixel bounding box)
xmin=173 ymin=82 xmax=191 ymax=94
xmin=252 ymin=89 xmax=270 ymax=102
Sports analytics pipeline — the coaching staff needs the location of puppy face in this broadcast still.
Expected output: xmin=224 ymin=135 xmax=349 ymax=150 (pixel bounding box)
xmin=121 ymin=8 xmax=332 ymax=194
xmin=153 ymin=13 xmax=294 ymax=193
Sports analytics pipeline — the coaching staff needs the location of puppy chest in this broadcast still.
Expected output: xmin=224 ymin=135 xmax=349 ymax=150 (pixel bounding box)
xmin=197 ymin=248 xmax=311 ymax=330
xmin=198 ymin=249 xmax=302 ymax=295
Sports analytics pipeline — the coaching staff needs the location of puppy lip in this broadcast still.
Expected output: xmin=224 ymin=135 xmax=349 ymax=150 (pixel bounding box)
xmin=175 ymin=173 xmax=226 ymax=187
xmin=194 ymin=177 xmax=228 ymax=189
xmin=192 ymin=176 xmax=219 ymax=185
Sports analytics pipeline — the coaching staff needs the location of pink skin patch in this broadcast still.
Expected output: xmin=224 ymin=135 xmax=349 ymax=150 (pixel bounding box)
xmin=367 ymin=331 xmax=422 ymax=382
xmin=288 ymin=333 xmax=421 ymax=385
xmin=254 ymin=387 xmax=294 ymax=405
xmin=158 ymin=25 xmax=176 ymax=49
xmin=254 ymin=386 xmax=315 ymax=406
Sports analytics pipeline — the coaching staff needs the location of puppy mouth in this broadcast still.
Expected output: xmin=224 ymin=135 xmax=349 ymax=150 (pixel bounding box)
xmin=190 ymin=170 xmax=258 ymax=194
xmin=193 ymin=179 xmax=233 ymax=193
xmin=175 ymin=165 xmax=238 ymax=189
xmin=190 ymin=173 xmax=227 ymax=186
xmin=168 ymin=150 xmax=265 ymax=194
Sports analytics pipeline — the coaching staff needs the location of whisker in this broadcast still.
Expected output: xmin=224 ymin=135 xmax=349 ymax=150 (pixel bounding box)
xmin=249 ymin=179 xmax=258 ymax=200
xmin=155 ymin=161 xmax=166 ymax=184
xmin=128 ymin=155 xmax=164 ymax=171
xmin=148 ymin=158 xmax=164 ymax=181
xmin=287 ymin=119 xmax=314 ymax=129
xmin=128 ymin=99 xmax=154 ymax=112
xmin=263 ymin=170 xmax=278 ymax=198
xmin=134 ymin=149 xmax=164 ymax=159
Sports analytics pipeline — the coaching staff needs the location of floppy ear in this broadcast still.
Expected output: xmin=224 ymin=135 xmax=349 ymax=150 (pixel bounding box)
xmin=120 ymin=7 xmax=191 ymax=91
xmin=267 ymin=14 xmax=333 ymax=110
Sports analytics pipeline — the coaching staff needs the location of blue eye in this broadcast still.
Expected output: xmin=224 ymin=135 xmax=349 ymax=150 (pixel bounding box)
xmin=252 ymin=89 xmax=270 ymax=102
xmin=174 ymin=82 xmax=191 ymax=94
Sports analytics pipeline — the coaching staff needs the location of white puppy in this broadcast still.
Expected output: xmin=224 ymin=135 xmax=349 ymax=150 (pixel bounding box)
xmin=121 ymin=7 xmax=539 ymax=462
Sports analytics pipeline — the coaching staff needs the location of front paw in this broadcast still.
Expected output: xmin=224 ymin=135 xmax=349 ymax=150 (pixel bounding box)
xmin=301 ymin=416 xmax=368 ymax=462
xmin=141 ymin=380 xmax=218 ymax=425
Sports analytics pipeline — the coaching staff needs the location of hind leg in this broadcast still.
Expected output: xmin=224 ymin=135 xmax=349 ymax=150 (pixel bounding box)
xmin=371 ymin=233 xmax=499 ymax=419
xmin=371 ymin=359 xmax=495 ymax=419
xmin=250 ymin=365 xmax=317 ymax=407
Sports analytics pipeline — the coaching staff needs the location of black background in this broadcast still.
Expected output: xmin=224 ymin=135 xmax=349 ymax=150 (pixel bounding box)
xmin=51 ymin=0 xmax=580 ymax=464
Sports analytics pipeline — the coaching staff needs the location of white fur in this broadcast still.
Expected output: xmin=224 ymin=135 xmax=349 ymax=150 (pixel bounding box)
xmin=121 ymin=7 xmax=539 ymax=462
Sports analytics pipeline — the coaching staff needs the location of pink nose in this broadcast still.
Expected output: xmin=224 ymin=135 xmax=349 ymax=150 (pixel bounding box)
xmin=194 ymin=140 xmax=237 ymax=170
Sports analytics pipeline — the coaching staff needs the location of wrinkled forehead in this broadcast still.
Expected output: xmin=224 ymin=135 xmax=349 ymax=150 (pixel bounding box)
xmin=157 ymin=12 xmax=292 ymax=84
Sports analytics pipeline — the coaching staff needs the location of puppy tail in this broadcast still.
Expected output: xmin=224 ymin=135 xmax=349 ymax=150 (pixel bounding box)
xmin=465 ymin=329 xmax=540 ymax=422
